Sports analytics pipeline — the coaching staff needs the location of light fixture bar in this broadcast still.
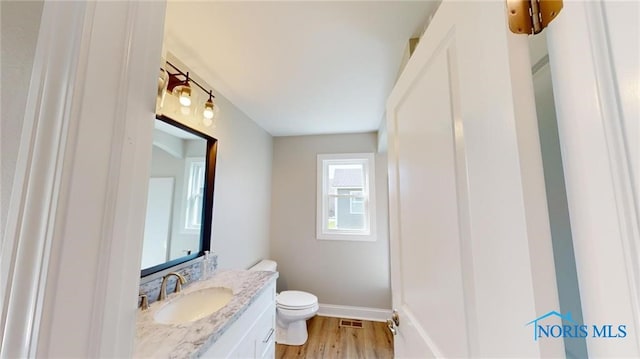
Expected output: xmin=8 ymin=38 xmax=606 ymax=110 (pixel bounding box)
xmin=165 ymin=61 xmax=215 ymax=100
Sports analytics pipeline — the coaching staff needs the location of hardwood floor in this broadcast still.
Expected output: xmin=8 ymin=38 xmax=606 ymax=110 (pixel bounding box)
xmin=275 ymin=316 xmax=393 ymax=359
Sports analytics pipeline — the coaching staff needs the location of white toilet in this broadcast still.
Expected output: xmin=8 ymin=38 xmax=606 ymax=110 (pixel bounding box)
xmin=250 ymin=260 xmax=318 ymax=346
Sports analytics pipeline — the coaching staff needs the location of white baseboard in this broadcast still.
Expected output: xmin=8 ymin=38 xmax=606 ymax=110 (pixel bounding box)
xmin=317 ymin=304 xmax=391 ymax=322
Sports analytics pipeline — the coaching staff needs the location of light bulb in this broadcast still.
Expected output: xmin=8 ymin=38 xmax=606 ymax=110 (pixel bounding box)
xmin=203 ymin=99 xmax=215 ymax=119
xmin=179 ymin=86 xmax=192 ymax=107
xmin=179 ymin=95 xmax=191 ymax=107
xmin=203 ymin=117 xmax=213 ymax=127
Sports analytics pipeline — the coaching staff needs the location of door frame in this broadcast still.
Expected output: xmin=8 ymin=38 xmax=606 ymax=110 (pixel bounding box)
xmin=1 ymin=1 xmax=165 ymax=357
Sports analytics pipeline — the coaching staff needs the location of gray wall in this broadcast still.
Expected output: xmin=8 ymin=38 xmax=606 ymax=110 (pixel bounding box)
xmin=270 ymin=133 xmax=391 ymax=309
xmin=1 ymin=0 xmax=44 ymax=236
xmin=158 ymin=54 xmax=273 ymax=270
xmin=209 ymin=93 xmax=273 ymax=270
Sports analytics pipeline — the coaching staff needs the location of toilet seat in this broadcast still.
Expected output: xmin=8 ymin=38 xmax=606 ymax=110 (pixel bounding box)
xmin=277 ymin=303 xmax=319 ymax=317
xmin=278 ymin=303 xmax=317 ymax=310
xmin=277 ymin=290 xmax=317 ymax=310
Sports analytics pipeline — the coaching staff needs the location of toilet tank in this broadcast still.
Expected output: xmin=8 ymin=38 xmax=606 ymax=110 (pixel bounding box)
xmin=249 ymin=259 xmax=277 ymax=271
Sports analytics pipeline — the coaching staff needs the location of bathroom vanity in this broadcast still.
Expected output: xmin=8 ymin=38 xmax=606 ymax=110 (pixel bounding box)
xmin=135 ymin=270 xmax=277 ymax=358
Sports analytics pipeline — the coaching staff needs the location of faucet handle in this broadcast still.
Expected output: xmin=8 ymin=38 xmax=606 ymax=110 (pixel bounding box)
xmin=139 ymin=293 xmax=149 ymax=311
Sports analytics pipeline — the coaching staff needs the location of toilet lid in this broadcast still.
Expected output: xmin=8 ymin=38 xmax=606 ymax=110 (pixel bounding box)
xmin=277 ymin=290 xmax=318 ymax=309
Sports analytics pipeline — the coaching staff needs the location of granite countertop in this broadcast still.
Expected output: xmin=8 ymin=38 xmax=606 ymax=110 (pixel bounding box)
xmin=134 ymin=270 xmax=278 ymax=358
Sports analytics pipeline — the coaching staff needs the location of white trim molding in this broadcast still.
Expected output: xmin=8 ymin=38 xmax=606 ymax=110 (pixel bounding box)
xmin=1 ymin=3 xmax=93 ymax=356
xmin=547 ymin=1 xmax=640 ymax=356
xmin=1 ymin=1 xmax=165 ymax=357
xmin=317 ymin=304 xmax=391 ymax=323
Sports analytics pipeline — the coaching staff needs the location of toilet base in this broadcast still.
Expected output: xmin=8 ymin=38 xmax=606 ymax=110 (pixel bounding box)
xmin=276 ymin=318 xmax=308 ymax=346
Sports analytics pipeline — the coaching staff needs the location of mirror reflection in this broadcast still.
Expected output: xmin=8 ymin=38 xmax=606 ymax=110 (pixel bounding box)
xmin=141 ymin=117 xmax=214 ymax=273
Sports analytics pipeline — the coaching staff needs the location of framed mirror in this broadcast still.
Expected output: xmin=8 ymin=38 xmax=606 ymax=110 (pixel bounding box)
xmin=140 ymin=115 xmax=217 ymax=277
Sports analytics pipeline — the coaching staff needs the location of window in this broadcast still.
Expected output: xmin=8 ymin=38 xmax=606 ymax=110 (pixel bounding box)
xmin=317 ymin=153 xmax=376 ymax=241
xmin=349 ymin=191 xmax=364 ymax=214
xmin=184 ymin=157 xmax=205 ymax=231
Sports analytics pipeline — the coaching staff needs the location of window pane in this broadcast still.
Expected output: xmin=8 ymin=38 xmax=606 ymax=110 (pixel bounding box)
xmin=336 ymin=208 xmax=365 ymax=230
xmin=350 ymin=191 xmax=364 ymax=214
xmin=328 ymin=163 xmax=364 ymax=193
xmin=333 ymin=188 xmax=365 ymax=230
xmin=328 ymin=163 xmax=365 ymax=231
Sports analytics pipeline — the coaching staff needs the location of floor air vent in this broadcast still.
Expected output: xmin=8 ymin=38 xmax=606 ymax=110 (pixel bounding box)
xmin=339 ymin=319 xmax=364 ymax=329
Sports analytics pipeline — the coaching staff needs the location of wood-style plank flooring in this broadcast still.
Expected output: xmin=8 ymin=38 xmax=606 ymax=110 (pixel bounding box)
xmin=275 ymin=316 xmax=393 ymax=359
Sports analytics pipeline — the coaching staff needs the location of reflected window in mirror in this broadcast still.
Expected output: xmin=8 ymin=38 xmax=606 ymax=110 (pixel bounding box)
xmin=184 ymin=158 xmax=205 ymax=231
xmin=141 ymin=115 xmax=217 ymax=277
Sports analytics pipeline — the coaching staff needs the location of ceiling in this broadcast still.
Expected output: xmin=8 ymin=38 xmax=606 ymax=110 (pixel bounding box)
xmin=164 ymin=1 xmax=440 ymax=136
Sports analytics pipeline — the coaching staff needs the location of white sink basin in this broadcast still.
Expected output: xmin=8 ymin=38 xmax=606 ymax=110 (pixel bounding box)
xmin=154 ymin=287 xmax=233 ymax=325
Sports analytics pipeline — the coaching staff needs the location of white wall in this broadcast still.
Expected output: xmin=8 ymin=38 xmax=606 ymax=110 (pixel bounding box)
xmin=0 ymin=0 xmax=43 ymax=237
xmin=270 ymin=133 xmax=391 ymax=309
xmin=159 ymin=54 xmax=273 ymax=270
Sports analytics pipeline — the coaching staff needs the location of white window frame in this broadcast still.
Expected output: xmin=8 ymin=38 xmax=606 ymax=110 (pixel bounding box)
xmin=182 ymin=157 xmax=205 ymax=233
xmin=316 ymin=153 xmax=376 ymax=241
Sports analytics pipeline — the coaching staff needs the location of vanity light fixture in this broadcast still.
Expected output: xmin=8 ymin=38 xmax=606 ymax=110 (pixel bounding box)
xmin=163 ymin=61 xmax=220 ymax=127
xmin=168 ymin=71 xmax=192 ymax=107
xmin=177 ymin=77 xmax=192 ymax=107
xmin=202 ymin=90 xmax=219 ymax=127
xmin=203 ymin=91 xmax=215 ymax=120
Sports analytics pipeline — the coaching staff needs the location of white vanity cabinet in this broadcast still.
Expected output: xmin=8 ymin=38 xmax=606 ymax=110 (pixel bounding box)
xmin=202 ymin=280 xmax=276 ymax=359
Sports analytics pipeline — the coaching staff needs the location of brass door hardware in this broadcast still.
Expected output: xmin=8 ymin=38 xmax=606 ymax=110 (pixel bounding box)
xmin=507 ymin=0 xmax=563 ymax=35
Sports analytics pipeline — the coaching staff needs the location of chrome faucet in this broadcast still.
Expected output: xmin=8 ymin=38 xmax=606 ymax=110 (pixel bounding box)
xmin=159 ymin=272 xmax=187 ymax=301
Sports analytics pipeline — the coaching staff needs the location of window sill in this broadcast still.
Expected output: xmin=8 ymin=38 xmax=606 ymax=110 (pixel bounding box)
xmin=316 ymin=233 xmax=377 ymax=242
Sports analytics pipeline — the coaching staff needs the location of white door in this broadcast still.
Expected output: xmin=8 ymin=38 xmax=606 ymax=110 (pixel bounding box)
xmin=387 ymin=2 xmax=562 ymax=357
